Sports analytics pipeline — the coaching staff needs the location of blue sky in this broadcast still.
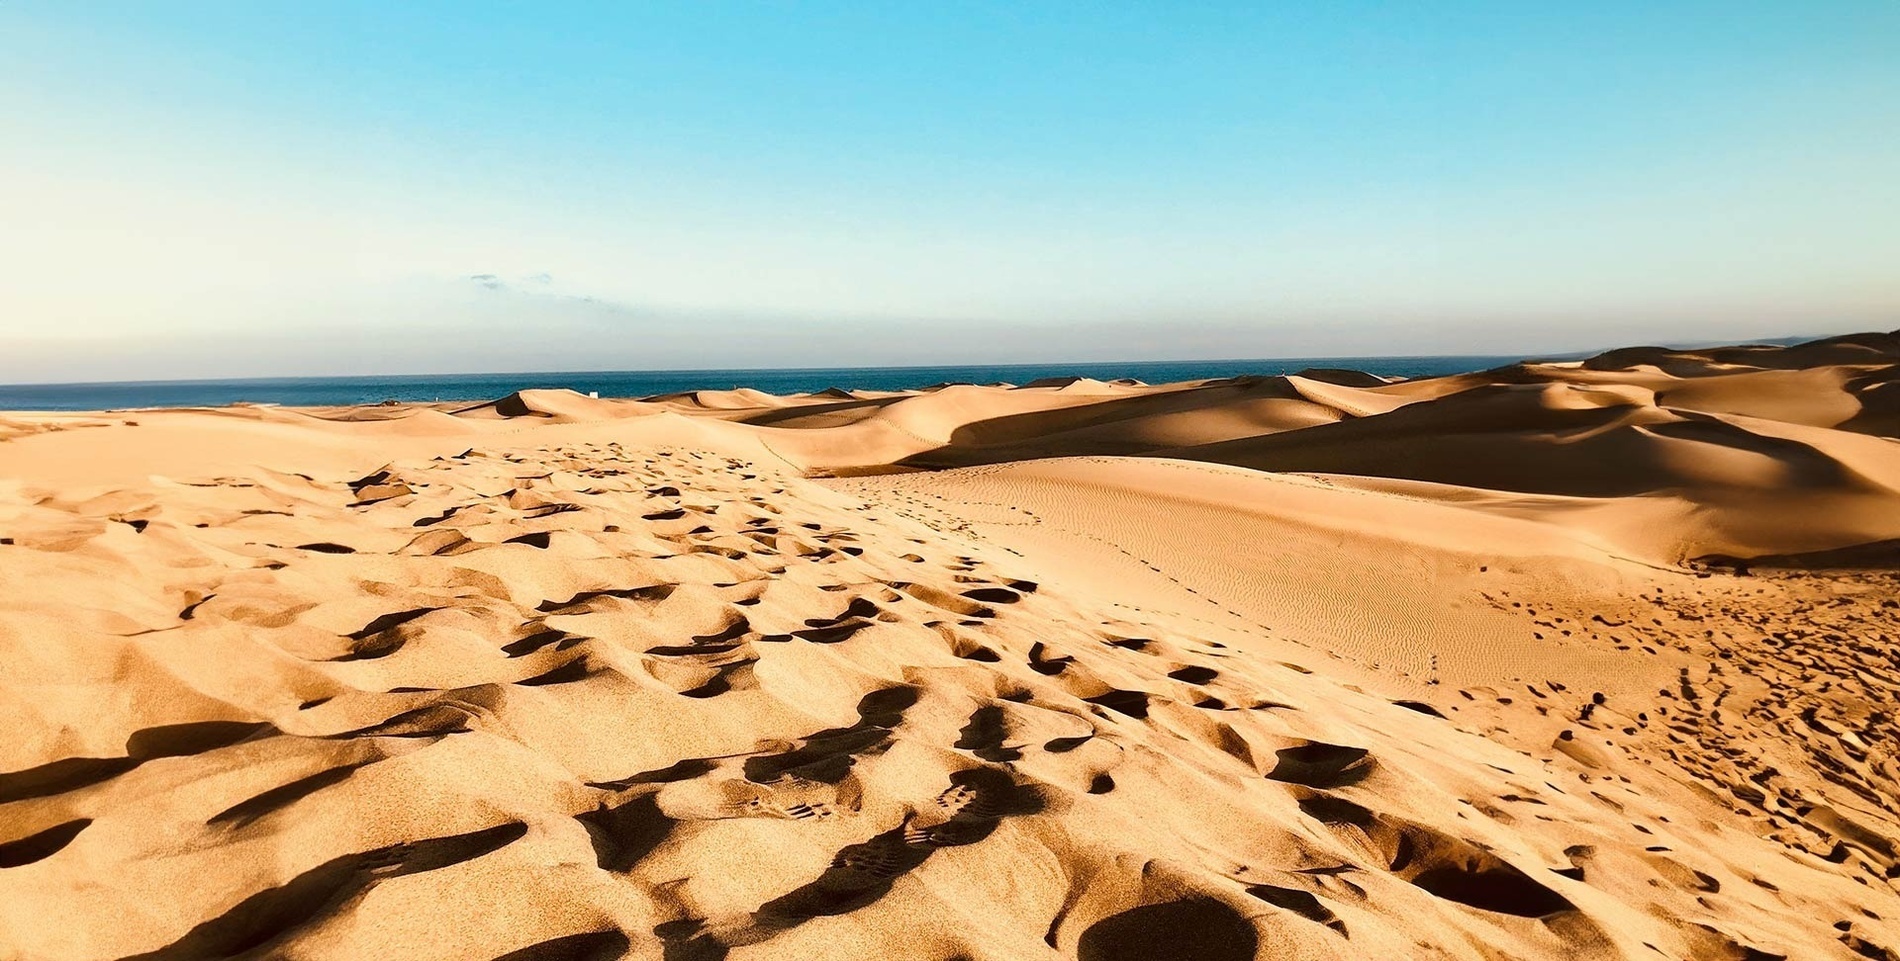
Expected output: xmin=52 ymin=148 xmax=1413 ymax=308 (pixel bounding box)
xmin=2 ymin=2 xmax=1896 ymax=380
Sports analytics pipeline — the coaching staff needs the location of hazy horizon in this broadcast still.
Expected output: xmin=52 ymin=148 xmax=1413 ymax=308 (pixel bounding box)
xmin=2 ymin=324 xmax=1872 ymax=389
xmin=4 ymin=3 xmax=1896 ymax=383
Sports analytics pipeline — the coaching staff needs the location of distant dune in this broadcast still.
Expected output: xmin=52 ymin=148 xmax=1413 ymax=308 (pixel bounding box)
xmin=1 ymin=332 xmax=1896 ymax=960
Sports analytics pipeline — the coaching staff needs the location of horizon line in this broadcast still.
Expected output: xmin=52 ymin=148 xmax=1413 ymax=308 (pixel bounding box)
xmin=1 ymin=350 xmax=1571 ymax=392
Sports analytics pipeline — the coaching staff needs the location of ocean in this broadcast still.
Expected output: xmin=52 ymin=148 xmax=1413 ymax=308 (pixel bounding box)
xmin=0 ymin=355 xmax=1528 ymax=412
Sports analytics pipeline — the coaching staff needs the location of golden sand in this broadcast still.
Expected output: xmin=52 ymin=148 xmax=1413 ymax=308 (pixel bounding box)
xmin=2 ymin=333 xmax=1897 ymax=959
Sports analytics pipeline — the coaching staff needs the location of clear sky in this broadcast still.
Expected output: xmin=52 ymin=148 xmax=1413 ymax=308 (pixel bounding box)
xmin=3 ymin=2 xmax=1896 ymax=382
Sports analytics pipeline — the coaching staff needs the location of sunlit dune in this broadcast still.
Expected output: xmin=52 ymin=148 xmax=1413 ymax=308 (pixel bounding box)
xmin=2 ymin=332 xmax=1897 ymax=960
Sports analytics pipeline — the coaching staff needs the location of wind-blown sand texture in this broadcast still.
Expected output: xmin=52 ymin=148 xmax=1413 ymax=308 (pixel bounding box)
xmin=3 ymin=332 xmax=1898 ymax=960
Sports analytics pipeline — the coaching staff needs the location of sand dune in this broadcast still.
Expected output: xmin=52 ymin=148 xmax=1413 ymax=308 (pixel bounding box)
xmin=2 ymin=332 xmax=1898 ymax=960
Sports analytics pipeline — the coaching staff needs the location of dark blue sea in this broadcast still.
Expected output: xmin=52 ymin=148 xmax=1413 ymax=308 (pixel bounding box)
xmin=0 ymin=355 xmax=1527 ymax=411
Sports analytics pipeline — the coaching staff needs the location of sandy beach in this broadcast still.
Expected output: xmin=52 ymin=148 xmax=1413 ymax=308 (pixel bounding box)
xmin=2 ymin=332 xmax=1897 ymax=960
